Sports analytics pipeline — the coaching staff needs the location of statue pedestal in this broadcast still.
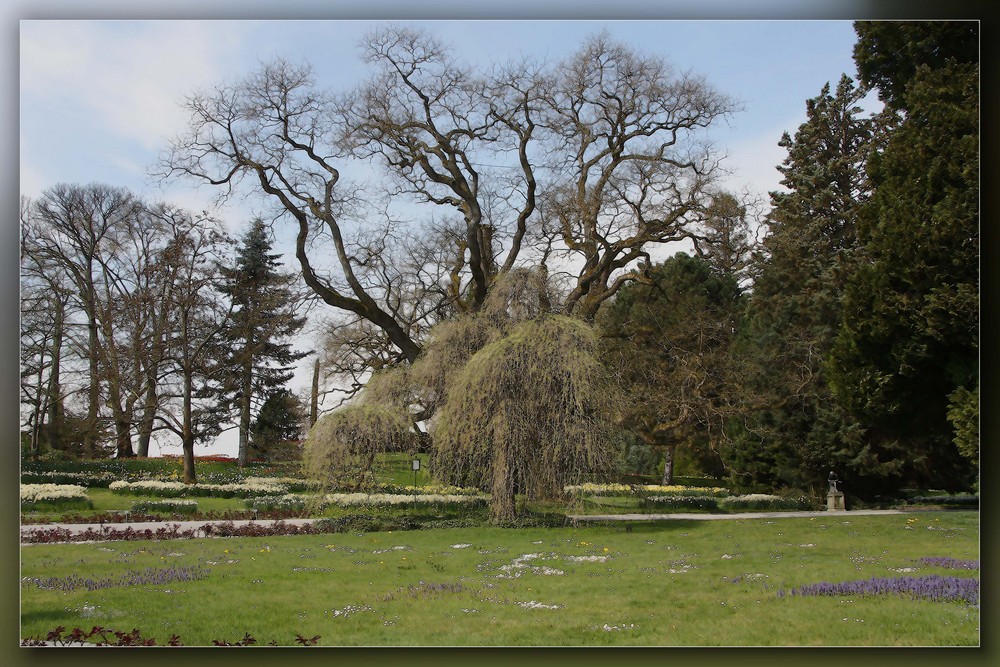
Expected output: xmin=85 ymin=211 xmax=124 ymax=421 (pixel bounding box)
xmin=827 ymin=491 xmax=845 ymax=511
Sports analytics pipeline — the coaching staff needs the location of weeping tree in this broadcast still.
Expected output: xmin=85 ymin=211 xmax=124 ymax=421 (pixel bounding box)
xmin=304 ymin=268 xmax=622 ymax=522
xmin=431 ymin=314 xmax=623 ymax=523
xmin=302 ymin=403 xmax=415 ymax=490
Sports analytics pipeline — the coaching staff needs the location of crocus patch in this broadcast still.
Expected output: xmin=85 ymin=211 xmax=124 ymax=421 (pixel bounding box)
xmin=779 ymin=575 xmax=979 ymax=606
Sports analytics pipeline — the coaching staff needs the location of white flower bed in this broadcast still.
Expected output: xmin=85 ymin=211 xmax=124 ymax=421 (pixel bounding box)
xmin=109 ymin=479 xmax=287 ymax=498
xmin=21 ymin=483 xmax=92 ymax=508
xmin=322 ymin=492 xmax=487 ymax=507
xmin=130 ymin=499 xmax=199 ymax=514
xmin=564 ymin=483 xmax=729 ymax=497
xmin=245 ymin=494 xmax=310 ymax=511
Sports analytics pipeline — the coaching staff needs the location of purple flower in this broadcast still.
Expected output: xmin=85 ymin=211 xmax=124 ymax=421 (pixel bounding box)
xmin=781 ymin=575 xmax=978 ymax=606
xmin=918 ymin=557 xmax=979 ymax=571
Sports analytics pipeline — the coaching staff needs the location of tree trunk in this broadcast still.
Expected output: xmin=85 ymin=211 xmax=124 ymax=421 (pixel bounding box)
xmin=310 ymin=357 xmax=319 ymax=427
xmin=182 ymin=370 xmax=197 ymax=484
xmin=45 ymin=296 xmax=64 ymax=452
xmin=490 ymin=450 xmax=518 ymax=524
xmin=85 ymin=304 xmax=101 ymax=458
xmin=661 ymin=443 xmax=677 ymax=486
xmin=135 ymin=376 xmax=158 ymax=457
xmin=237 ymin=358 xmax=253 ymax=468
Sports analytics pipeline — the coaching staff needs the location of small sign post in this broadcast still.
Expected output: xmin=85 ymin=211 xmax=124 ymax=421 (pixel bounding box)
xmin=411 ymin=458 xmax=420 ymax=505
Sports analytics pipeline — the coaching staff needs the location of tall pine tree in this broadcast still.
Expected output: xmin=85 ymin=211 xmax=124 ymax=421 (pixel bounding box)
xmin=218 ymin=219 xmax=308 ymax=467
xmin=727 ymin=75 xmax=893 ymax=495
xmin=829 ymin=22 xmax=978 ymax=488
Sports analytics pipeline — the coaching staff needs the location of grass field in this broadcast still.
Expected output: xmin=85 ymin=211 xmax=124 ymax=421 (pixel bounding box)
xmin=20 ymin=511 xmax=979 ymax=646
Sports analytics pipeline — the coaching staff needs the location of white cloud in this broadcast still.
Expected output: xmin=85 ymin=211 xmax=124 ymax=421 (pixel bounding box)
xmin=21 ymin=20 xmax=246 ymax=151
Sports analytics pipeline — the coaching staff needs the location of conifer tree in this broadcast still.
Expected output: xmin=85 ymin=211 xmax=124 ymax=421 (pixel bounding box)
xmin=829 ymin=22 xmax=978 ymax=486
xmin=218 ymin=219 xmax=308 ymax=467
xmin=250 ymin=389 xmax=306 ymax=462
xmin=728 ymin=75 xmax=890 ymax=494
xmin=598 ymin=253 xmax=741 ymax=485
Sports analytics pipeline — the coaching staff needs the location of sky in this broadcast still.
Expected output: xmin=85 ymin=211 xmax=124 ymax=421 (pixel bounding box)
xmin=16 ymin=10 xmax=881 ymax=457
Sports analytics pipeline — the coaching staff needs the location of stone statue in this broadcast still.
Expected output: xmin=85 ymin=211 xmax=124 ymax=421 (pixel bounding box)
xmin=828 ymin=471 xmax=839 ymax=493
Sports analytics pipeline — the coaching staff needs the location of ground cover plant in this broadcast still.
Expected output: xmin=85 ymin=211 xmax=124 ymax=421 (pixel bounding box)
xmin=20 ymin=511 xmax=978 ymax=646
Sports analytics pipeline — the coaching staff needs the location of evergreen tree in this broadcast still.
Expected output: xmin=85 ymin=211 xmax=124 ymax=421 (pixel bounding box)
xmin=829 ymin=22 xmax=978 ymax=488
xmin=728 ymin=75 xmax=895 ymax=496
xmin=598 ymin=253 xmax=741 ymax=485
xmin=218 ymin=219 xmax=308 ymax=467
xmin=250 ymin=389 xmax=306 ymax=462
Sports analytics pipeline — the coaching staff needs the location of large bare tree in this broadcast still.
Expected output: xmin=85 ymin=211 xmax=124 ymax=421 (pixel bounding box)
xmin=158 ymin=26 xmax=736 ymax=384
xmin=21 ymin=184 xmax=145 ymax=457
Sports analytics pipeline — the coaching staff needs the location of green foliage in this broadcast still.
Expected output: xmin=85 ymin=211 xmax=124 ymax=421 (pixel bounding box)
xmin=432 ymin=314 xmax=623 ymax=523
xmin=853 ymin=21 xmax=979 ymax=111
xmin=130 ymin=499 xmax=199 ymax=514
xmin=947 ymin=385 xmax=979 ymax=467
xmin=217 ymin=218 xmax=308 ymax=465
xmin=726 ymin=75 xmax=883 ymax=495
xmin=598 ymin=253 xmax=740 ymax=484
xmin=829 ymin=24 xmax=978 ymax=492
xmin=302 ymin=403 xmax=416 ymax=489
xmin=250 ymin=389 xmax=306 ymax=462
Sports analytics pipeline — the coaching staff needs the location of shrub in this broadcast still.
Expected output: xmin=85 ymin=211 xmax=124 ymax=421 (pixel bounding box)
xmin=130 ymin=499 xmax=198 ymax=515
xmin=20 ymin=484 xmax=93 ymax=511
xmin=302 ymin=404 xmax=415 ymax=490
xmin=21 ymin=470 xmax=118 ymax=488
xmin=908 ymin=493 xmax=979 ymax=507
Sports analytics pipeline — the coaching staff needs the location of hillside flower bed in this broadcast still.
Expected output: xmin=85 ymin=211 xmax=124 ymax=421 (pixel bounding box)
xmin=109 ymin=480 xmax=287 ymax=499
xmin=21 ymin=484 xmax=93 ymax=510
xmin=130 ymin=499 xmax=198 ymax=515
xmin=718 ymin=494 xmax=812 ymax=511
xmin=322 ymin=492 xmax=488 ymax=508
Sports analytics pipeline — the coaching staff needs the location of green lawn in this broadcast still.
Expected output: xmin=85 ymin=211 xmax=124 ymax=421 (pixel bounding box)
xmin=20 ymin=511 xmax=979 ymax=646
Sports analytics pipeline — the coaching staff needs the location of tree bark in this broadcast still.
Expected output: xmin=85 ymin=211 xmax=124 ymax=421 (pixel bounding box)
xmin=310 ymin=357 xmax=319 ymax=427
xmin=661 ymin=443 xmax=677 ymax=486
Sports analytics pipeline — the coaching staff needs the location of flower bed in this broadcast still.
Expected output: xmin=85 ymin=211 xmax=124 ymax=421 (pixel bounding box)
xmin=20 ymin=484 xmax=93 ymax=511
xmin=718 ymin=494 xmax=812 ymax=511
xmin=245 ymin=494 xmax=309 ymax=512
xmin=780 ymin=575 xmax=979 ymax=606
xmin=373 ymin=483 xmax=482 ymax=496
xmin=322 ymin=492 xmax=488 ymax=508
xmin=642 ymin=495 xmax=720 ymax=511
xmin=109 ymin=480 xmax=287 ymax=499
xmin=244 ymin=476 xmax=319 ymax=493
xmin=918 ymin=557 xmax=980 ymax=571
xmin=130 ymin=499 xmax=199 ymax=515
xmin=564 ymin=483 xmax=729 ymax=498
xmin=21 ymin=470 xmax=119 ymax=488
